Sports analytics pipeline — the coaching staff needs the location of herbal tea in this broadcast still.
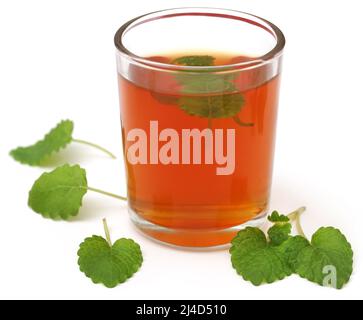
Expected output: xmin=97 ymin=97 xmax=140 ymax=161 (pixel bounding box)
xmin=118 ymin=53 xmax=280 ymax=246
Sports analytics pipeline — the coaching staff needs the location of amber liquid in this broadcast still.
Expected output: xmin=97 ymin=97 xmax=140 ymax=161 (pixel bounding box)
xmin=118 ymin=54 xmax=280 ymax=246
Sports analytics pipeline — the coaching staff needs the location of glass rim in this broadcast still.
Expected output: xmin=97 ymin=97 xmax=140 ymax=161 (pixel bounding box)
xmin=114 ymin=7 xmax=285 ymax=72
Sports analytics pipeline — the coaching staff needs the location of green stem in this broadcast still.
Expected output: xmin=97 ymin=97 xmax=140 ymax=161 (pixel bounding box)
xmin=103 ymin=218 xmax=112 ymax=246
xmin=233 ymin=115 xmax=254 ymax=127
xmin=88 ymin=187 xmax=127 ymax=201
xmin=72 ymin=138 xmax=117 ymax=159
xmin=287 ymin=206 xmax=307 ymax=238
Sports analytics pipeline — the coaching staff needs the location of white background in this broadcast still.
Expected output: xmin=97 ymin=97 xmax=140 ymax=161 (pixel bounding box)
xmin=0 ymin=0 xmax=362 ymax=300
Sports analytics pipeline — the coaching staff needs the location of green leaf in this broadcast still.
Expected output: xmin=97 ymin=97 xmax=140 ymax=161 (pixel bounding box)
xmin=172 ymin=55 xmax=215 ymax=66
xmin=268 ymin=211 xmax=290 ymax=223
xmin=267 ymin=211 xmax=292 ymax=246
xmin=179 ymin=93 xmax=244 ymax=119
xmin=230 ymin=227 xmax=292 ymax=286
xmin=10 ymin=120 xmax=73 ymax=165
xmin=150 ymin=92 xmax=179 ymax=105
xmin=173 ymin=55 xmax=246 ymax=119
xmin=268 ymin=223 xmax=292 ymax=246
xmin=176 ymin=73 xmax=237 ymax=94
xmin=28 ymin=164 xmax=87 ymax=220
xmin=162 ymin=55 xmax=250 ymax=122
xmin=295 ymin=227 xmax=353 ymax=289
xmin=78 ymin=236 xmax=143 ymax=288
xmin=230 ymin=208 xmax=354 ymax=289
xmin=277 ymin=236 xmax=310 ymax=270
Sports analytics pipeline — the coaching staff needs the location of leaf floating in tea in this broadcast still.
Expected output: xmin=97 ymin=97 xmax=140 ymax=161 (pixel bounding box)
xmin=150 ymin=92 xmax=180 ymax=106
xmin=176 ymin=73 xmax=237 ymax=95
xmin=149 ymin=54 xmax=253 ymax=125
xmin=172 ymin=55 xmax=215 ymax=66
xmin=169 ymin=55 xmax=253 ymax=126
xmin=179 ymin=93 xmax=244 ymax=118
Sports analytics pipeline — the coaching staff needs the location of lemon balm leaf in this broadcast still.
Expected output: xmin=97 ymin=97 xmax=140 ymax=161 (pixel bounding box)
xmin=175 ymin=56 xmax=244 ymax=119
xmin=10 ymin=119 xmax=116 ymax=165
xmin=268 ymin=223 xmax=292 ymax=246
xmin=78 ymin=237 xmax=142 ymax=288
xmin=179 ymin=93 xmax=244 ymax=119
xmin=28 ymin=164 xmax=88 ymax=220
xmin=169 ymin=55 xmax=251 ymax=124
xmin=175 ymin=74 xmax=237 ymax=94
xmin=268 ymin=211 xmax=290 ymax=223
xmin=10 ymin=120 xmax=74 ymax=165
xmin=231 ymin=209 xmax=354 ymax=289
xmin=230 ymin=227 xmax=292 ymax=286
xmin=172 ymin=55 xmax=215 ymax=66
xmin=295 ymin=227 xmax=353 ymax=289
xmin=277 ymin=235 xmax=310 ymax=270
xmin=28 ymin=164 xmax=126 ymax=220
xmin=267 ymin=211 xmax=292 ymax=245
xmin=78 ymin=220 xmax=143 ymax=288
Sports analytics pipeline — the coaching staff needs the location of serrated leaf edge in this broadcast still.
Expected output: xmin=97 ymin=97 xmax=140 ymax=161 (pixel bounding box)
xmin=230 ymin=227 xmax=292 ymax=286
xmin=295 ymin=226 xmax=353 ymax=289
xmin=231 ymin=246 xmax=293 ymax=286
xmin=77 ymin=236 xmax=143 ymax=288
xmin=27 ymin=164 xmax=87 ymax=220
xmin=10 ymin=119 xmax=74 ymax=166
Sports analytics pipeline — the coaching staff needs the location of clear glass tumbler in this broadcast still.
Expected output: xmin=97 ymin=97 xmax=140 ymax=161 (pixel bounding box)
xmin=115 ymin=8 xmax=285 ymax=247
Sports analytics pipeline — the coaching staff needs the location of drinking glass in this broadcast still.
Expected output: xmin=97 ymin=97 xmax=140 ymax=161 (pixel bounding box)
xmin=115 ymin=8 xmax=285 ymax=247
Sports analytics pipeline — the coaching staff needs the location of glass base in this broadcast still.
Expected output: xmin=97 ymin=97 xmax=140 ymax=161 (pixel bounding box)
xmin=129 ymin=208 xmax=267 ymax=248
